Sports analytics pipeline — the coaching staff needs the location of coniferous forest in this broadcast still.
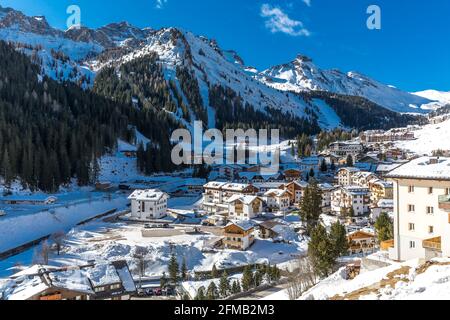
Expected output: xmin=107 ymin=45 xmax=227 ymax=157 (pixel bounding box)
xmin=0 ymin=41 xmax=178 ymax=192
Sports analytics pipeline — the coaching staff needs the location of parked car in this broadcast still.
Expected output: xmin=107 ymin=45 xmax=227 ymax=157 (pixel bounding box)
xmin=145 ymin=288 xmax=154 ymax=296
xmin=153 ymin=288 xmax=162 ymax=296
xmin=137 ymin=288 xmax=146 ymax=297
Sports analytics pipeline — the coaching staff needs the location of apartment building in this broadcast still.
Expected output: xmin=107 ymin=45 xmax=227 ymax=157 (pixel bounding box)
xmin=328 ymin=141 xmax=363 ymax=158
xmin=336 ymin=167 xmax=361 ymax=186
xmin=331 ymin=186 xmax=370 ymax=216
xmin=386 ymin=157 xmax=450 ymax=261
xmin=226 ymin=195 xmax=263 ymax=220
xmin=202 ymin=182 xmax=259 ymax=213
xmin=128 ymin=189 xmax=169 ymax=220
xmin=369 ymin=179 xmax=394 ymax=203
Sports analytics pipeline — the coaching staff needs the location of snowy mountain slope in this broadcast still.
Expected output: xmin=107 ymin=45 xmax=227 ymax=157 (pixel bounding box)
xmin=395 ymin=117 xmax=450 ymax=155
xmin=412 ymin=90 xmax=450 ymax=110
xmin=0 ymin=5 xmax=431 ymax=131
xmin=257 ymin=55 xmax=433 ymax=114
xmin=88 ymin=27 xmax=324 ymax=129
xmin=414 ymin=89 xmax=450 ymax=103
xmin=298 ymin=259 xmax=450 ymax=300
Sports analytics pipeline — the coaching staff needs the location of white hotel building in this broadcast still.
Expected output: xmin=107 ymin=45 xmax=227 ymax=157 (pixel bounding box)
xmin=128 ymin=189 xmax=169 ymax=220
xmin=386 ymin=157 xmax=450 ymax=261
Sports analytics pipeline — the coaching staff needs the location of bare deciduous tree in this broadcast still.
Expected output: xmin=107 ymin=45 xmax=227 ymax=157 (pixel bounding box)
xmin=51 ymin=231 xmax=66 ymax=256
xmin=286 ymin=256 xmax=318 ymax=300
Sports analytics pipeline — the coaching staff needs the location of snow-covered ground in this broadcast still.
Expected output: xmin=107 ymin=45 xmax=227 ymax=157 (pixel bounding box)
xmin=0 ymin=215 xmax=307 ymax=280
xmin=395 ymin=118 xmax=450 ymax=155
xmin=0 ymin=194 xmax=128 ymax=253
xmin=263 ymin=258 xmax=450 ymax=300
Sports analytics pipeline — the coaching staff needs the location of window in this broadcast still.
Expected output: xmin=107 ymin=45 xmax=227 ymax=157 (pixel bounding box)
xmin=110 ymin=284 xmax=121 ymax=290
xmin=95 ymin=286 xmax=106 ymax=293
xmin=446 ymin=188 xmax=450 ymax=196
xmin=408 ymin=204 xmax=415 ymax=213
xmin=410 ymin=241 xmax=416 ymax=249
xmin=408 ymin=186 xmax=415 ymax=193
xmin=428 ymin=187 xmax=433 ymax=194
xmin=408 ymin=223 xmax=415 ymax=231
xmin=426 ymin=206 xmax=434 ymax=215
xmin=428 ymin=226 xmax=434 ymax=234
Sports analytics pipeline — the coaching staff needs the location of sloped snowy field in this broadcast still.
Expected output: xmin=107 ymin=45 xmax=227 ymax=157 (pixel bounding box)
xmin=395 ymin=118 xmax=450 ymax=155
xmin=263 ymin=258 xmax=450 ymax=300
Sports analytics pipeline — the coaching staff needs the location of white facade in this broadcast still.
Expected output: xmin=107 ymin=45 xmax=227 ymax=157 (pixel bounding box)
xmin=331 ymin=186 xmax=370 ymax=216
xmin=387 ymin=157 xmax=450 ymax=261
xmin=264 ymin=189 xmax=292 ymax=211
xmin=202 ymin=182 xmax=258 ymax=213
xmin=128 ymin=189 xmax=169 ymax=220
xmin=226 ymin=195 xmax=263 ymax=220
xmin=336 ymin=168 xmax=360 ymax=186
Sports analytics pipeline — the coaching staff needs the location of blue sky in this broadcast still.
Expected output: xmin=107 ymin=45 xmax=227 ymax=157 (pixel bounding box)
xmin=1 ymin=0 xmax=449 ymax=92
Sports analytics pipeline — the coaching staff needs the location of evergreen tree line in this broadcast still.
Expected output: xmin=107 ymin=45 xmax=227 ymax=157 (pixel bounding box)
xmin=302 ymin=91 xmax=426 ymax=130
xmin=93 ymin=54 xmax=182 ymax=174
xmin=194 ymin=264 xmax=281 ymax=300
xmin=0 ymin=41 xmax=133 ymax=191
xmin=209 ymin=85 xmax=320 ymax=139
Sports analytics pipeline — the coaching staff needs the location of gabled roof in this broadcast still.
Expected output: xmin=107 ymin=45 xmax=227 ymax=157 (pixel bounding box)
xmin=222 ymin=183 xmax=255 ymax=192
xmin=128 ymin=189 xmax=168 ymax=202
xmin=264 ymin=189 xmax=292 ymax=197
xmin=203 ymin=181 xmax=227 ymax=189
xmin=225 ymin=220 xmax=255 ymax=232
xmin=226 ymin=195 xmax=260 ymax=205
xmin=386 ymin=157 xmax=450 ymax=180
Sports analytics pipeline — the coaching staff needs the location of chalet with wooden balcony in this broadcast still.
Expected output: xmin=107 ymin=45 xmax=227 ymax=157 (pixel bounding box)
xmin=222 ymin=221 xmax=255 ymax=250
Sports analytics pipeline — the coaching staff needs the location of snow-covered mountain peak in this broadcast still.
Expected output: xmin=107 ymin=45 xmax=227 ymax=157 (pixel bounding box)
xmin=258 ymin=54 xmax=432 ymax=114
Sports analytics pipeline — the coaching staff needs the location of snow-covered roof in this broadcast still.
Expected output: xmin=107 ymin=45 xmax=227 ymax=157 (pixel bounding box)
xmin=264 ymin=189 xmax=291 ymax=197
xmin=203 ymin=181 xmax=227 ymax=189
xmin=226 ymin=195 xmax=260 ymax=205
xmin=226 ymin=220 xmax=255 ymax=232
xmin=338 ymin=167 xmax=361 ymax=174
xmin=376 ymin=163 xmax=403 ymax=173
xmin=3 ymin=194 xmax=58 ymax=202
xmin=128 ymin=189 xmax=168 ymax=202
xmin=113 ymin=261 xmax=136 ymax=293
xmin=288 ymin=180 xmax=309 ymax=188
xmin=386 ymin=157 xmax=450 ymax=180
xmin=86 ymin=264 xmax=121 ymax=287
xmin=377 ymin=199 xmax=394 ymax=208
xmin=222 ymin=183 xmax=252 ymax=191
xmin=252 ymin=182 xmax=286 ymax=189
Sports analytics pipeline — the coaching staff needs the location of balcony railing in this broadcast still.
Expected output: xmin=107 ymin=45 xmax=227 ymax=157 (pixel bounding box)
xmin=423 ymin=237 xmax=442 ymax=251
xmin=439 ymin=195 xmax=450 ymax=211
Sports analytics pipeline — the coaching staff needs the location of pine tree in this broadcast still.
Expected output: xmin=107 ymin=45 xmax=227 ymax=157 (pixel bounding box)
xmin=219 ymin=271 xmax=230 ymax=298
xmin=329 ymin=221 xmax=349 ymax=258
xmin=346 ymin=154 xmax=354 ymax=167
xmin=374 ymin=212 xmax=394 ymax=242
xmin=168 ymin=253 xmax=179 ymax=285
xmin=242 ymin=266 xmax=254 ymax=291
xmin=180 ymin=256 xmax=188 ymax=281
xmin=308 ymin=224 xmax=336 ymax=278
xmin=299 ymin=180 xmax=323 ymax=235
xmin=231 ymin=280 xmax=241 ymax=294
xmin=330 ymin=159 xmax=336 ymax=171
xmin=211 ymin=264 xmax=218 ymax=278
xmin=195 ymin=286 xmax=206 ymax=300
xmin=206 ymin=282 xmax=219 ymax=300
xmin=1 ymin=150 xmax=12 ymax=185
xmin=320 ymin=159 xmax=328 ymax=172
